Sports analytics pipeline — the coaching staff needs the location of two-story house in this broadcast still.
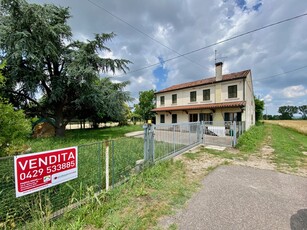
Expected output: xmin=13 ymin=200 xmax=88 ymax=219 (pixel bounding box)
xmin=152 ymin=62 xmax=255 ymax=130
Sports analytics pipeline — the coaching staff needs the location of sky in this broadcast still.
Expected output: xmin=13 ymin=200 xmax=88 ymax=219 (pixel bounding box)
xmin=28 ymin=0 xmax=307 ymax=115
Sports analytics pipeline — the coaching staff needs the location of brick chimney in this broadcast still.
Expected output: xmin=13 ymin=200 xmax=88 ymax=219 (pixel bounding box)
xmin=215 ymin=62 xmax=223 ymax=81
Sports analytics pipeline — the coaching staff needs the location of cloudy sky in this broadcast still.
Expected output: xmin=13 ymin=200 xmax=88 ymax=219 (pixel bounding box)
xmin=28 ymin=0 xmax=307 ymax=115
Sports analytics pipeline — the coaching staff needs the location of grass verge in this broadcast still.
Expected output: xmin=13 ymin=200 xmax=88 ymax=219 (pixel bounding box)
xmin=29 ymin=160 xmax=201 ymax=230
xmin=236 ymin=123 xmax=267 ymax=153
xmin=269 ymin=124 xmax=307 ymax=169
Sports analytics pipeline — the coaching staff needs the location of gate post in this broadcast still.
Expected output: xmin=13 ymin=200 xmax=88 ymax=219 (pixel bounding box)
xmin=199 ymin=121 xmax=204 ymax=144
xmin=148 ymin=124 xmax=155 ymax=163
xmin=232 ymin=121 xmax=237 ymax=147
xmin=143 ymin=123 xmax=154 ymax=164
xmin=143 ymin=123 xmax=149 ymax=162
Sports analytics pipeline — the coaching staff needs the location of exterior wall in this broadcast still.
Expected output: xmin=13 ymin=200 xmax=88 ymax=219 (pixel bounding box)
xmin=244 ymin=72 xmax=255 ymax=130
xmin=154 ymin=72 xmax=255 ymax=128
xmin=156 ymin=85 xmax=216 ymax=108
xmin=221 ymin=80 xmax=244 ymax=102
xmin=156 ymin=79 xmax=245 ymax=109
xmin=156 ymin=107 xmax=243 ymax=124
xmin=156 ymin=112 xmax=188 ymax=124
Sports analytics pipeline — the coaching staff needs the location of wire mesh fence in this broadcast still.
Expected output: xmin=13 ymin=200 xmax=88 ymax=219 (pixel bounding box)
xmin=0 ymin=142 xmax=105 ymax=228
xmin=0 ymin=136 xmax=145 ymax=229
xmin=0 ymin=121 xmax=245 ymax=228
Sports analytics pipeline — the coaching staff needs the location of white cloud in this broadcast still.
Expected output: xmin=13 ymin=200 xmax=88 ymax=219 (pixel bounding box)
xmin=263 ymin=94 xmax=272 ymax=102
xmin=27 ymin=0 xmax=307 ymax=111
xmin=281 ymin=85 xmax=307 ymax=98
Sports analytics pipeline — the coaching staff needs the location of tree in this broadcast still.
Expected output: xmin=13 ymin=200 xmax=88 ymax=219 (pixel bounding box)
xmin=254 ymin=97 xmax=264 ymax=121
xmin=134 ymin=90 xmax=156 ymax=122
xmin=278 ymin=105 xmax=298 ymax=120
xmin=0 ymin=0 xmax=131 ymax=136
xmin=0 ymin=99 xmax=32 ymax=156
xmin=298 ymin=105 xmax=307 ymax=120
xmin=0 ymin=61 xmax=31 ymax=156
xmin=74 ymin=77 xmax=132 ymax=128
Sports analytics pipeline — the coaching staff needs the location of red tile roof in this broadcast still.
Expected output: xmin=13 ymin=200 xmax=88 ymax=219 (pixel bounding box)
xmin=157 ymin=69 xmax=251 ymax=93
xmin=152 ymin=101 xmax=246 ymax=112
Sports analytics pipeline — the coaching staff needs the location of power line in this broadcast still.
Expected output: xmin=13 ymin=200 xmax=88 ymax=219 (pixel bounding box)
xmin=87 ymin=0 xmax=208 ymax=71
xmin=255 ymin=65 xmax=307 ymax=81
xmin=119 ymin=12 xmax=307 ymax=76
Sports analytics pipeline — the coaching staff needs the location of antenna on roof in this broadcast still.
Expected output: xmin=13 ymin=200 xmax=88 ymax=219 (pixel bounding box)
xmin=214 ymin=50 xmax=227 ymax=64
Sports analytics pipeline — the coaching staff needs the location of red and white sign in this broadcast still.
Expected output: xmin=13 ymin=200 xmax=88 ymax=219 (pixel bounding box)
xmin=14 ymin=147 xmax=78 ymax=197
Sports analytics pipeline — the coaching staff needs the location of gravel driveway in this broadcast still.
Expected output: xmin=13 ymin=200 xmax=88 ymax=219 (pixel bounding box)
xmin=161 ymin=165 xmax=307 ymax=230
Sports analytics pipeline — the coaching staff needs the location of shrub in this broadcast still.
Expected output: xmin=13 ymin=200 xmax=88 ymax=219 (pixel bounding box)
xmin=0 ymin=99 xmax=32 ymax=156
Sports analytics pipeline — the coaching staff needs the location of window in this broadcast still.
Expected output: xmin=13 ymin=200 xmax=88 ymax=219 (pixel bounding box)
xmin=224 ymin=112 xmax=241 ymax=121
xmin=190 ymin=91 xmax=197 ymax=102
xmin=228 ymin=85 xmax=237 ymax=98
xmin=189 ymin=114 xmax=198 ymax=122
xmin=172 ymin=94 xmax=177 ymax=104
xmin=172 ymin=114 xmax=177 ymax=123
xmin=160 ymin=96 xmax=165 ymax=105
xmin=160 ymin=114 xmax=165 ymax=123
xmin=203 ymin=89 xmax=210 ymax=101
xmin=199 ymin=113 xmax=212 ymax=122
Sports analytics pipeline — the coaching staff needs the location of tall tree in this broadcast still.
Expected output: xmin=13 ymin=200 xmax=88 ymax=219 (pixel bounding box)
xmin=254 ymin=97 xmax=264 ymax=121
xmin=134 ymin=90 xmax=156 ymax=122
xmin=76 ymin=78 xmax=131 ymax=128
xmin=298 ymin=105 xmax=307 ymax=120
xmin=278 ymin=105 xmax=298 ymax=120
xmin=0 ymin=0 xmax=131 ymax=136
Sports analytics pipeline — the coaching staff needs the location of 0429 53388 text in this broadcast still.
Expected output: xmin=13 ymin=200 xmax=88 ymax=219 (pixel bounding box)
xmin=18 ymin=160 xmax=76 ymax=181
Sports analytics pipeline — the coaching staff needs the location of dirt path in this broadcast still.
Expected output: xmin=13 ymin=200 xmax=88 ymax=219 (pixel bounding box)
xmin=157 ymin=135 xmax=307 ymax=229
xmin=177 ymin=124 xmax=307 ymax=180
xmin=159 ymin=165 xmax=307 ymax=230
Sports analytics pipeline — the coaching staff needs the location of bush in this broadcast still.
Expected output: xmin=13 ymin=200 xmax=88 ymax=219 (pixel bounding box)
xmin=0 ymin=99 xmax=31 ymax=157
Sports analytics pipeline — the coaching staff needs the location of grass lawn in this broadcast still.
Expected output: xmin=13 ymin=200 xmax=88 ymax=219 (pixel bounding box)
xmin=25 ymin=125 xmax=143 ymax=153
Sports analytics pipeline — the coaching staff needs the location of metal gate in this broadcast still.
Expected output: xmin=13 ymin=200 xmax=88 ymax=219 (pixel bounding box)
xmin=144 ymin=122 xmax=202 ymax=163
xmin=202 ymin=121 xmax=245 ymax=147
xmin=143 ymin=121 xmax=245 ymax=164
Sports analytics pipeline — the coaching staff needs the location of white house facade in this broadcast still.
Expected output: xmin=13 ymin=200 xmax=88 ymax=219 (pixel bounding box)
xmin=152 ymin=62 xmax=255 ymax=130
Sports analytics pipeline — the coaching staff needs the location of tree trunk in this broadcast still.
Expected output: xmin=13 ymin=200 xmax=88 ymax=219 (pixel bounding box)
xmin=55 ymin=125 xmax=66 ymax=137
xmin=54 ymin=104 xmax=66 ymax=137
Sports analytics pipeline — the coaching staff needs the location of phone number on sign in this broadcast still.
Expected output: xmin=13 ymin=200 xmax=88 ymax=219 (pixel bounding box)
xmin=19 ymin=161 xmax=76 ymax=181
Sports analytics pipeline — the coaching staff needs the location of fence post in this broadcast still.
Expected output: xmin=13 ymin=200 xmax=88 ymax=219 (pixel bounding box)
xmin=105 ymin=140 xmax=109 ymax=191
xmin=232 ymin=121 xmax=237 ymax=147
xmin=149 ymin=125 xmax=155 ymax=162
xmin=200 ymin=121 xmax=204 ymax=144
xmin=173 ymin=125 xmax=175 ymax=153
xmin=143 ymin=124 xmax=148 ymax=162
xmin=189 ymin=124 xmax=191 ymax=144
xmin=144 ymin=123 xmax=154 ymax=164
